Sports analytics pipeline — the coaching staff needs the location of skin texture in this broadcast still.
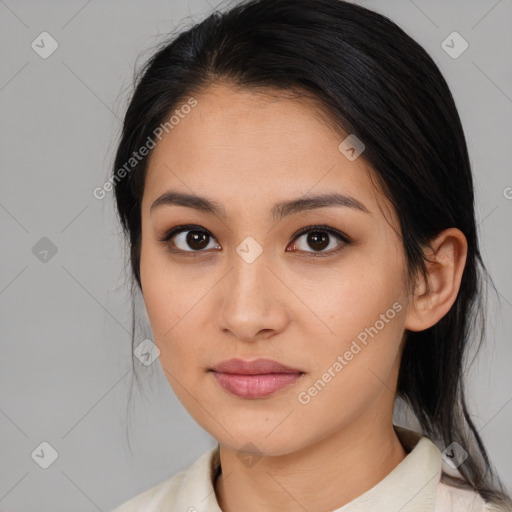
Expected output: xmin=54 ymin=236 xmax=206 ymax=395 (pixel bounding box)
xmin=139 ymin=82 xmax=468 ymax=512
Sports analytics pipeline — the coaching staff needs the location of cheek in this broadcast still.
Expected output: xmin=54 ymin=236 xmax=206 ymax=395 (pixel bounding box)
xmin=140 ymin=243 xmax=183 ymax=345
xmin=139 ymin=243 xmax=214 ymax=376
xmin=300 ymin=245 xmax=407 ymax=385
xmin=295 ymin=278 xmax=406 ymax=428
xmin=315 ymin=256 xmax=405 ymax=340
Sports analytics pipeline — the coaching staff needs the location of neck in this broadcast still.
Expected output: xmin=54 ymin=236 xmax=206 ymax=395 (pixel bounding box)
xmin=214 ymin=414 xmax=407 ymax=512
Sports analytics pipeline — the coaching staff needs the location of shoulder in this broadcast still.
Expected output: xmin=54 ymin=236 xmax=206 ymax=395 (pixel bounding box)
xmin=435 ymin=477 xmax=504 ymax=512
xmin=110 ymin=444 xmax=220 ymax=512
xmin=111 ymin=470 xmax=185 ymax=512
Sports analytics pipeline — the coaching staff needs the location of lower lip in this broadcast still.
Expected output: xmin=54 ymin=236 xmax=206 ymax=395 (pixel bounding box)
xmin=211 ymin=371 xmax=304 ymax=398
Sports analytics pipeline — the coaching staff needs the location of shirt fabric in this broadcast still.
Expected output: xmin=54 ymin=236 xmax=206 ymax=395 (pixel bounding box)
xmin=112 ymin=425 xmax=495 ymax=512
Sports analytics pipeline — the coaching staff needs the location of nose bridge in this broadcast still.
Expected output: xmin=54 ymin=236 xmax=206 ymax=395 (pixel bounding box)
xmin=227 ymin=237 xmax=269 ymax=309
xmin=216 ymin=237 xmax=286 ymax=340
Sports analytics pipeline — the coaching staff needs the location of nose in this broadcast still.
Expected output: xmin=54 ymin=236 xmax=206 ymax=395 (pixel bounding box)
xmin=215 ymin=250 xmax=289 ymax=343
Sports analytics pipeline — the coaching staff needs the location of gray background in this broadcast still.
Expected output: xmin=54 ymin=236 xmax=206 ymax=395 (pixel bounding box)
xmin=0 ymin=0 xmax=511 ymax=510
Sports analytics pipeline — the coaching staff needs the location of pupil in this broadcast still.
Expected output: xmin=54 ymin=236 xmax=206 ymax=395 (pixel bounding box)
xmin=308 ymin=231 xmax=328 ymax=251
xmin=187 ymin=231 xmax=209 ymax=250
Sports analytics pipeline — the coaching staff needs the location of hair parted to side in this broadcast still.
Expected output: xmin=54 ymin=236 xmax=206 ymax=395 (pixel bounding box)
xmin=111 ymin=0 xmax=511 ymax=507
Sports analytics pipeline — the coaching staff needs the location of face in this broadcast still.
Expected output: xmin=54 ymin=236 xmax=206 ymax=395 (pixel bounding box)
xmin=139 ymin=83 xmax=412 ymax=455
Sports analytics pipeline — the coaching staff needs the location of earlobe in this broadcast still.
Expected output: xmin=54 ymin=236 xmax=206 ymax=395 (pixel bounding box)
xmin=404 ymin=228 xmax=468 ymax=332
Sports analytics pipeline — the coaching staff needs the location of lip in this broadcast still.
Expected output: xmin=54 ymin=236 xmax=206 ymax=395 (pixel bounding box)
xmin=210 ymin=357 xmax=303 ymax=374
xmin=209 ymin=358 xmax=305 ymax=399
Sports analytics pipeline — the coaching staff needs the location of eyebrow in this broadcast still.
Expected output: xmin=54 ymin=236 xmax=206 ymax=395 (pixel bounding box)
xmin=150 ymin=190 xmax=370 ymax=221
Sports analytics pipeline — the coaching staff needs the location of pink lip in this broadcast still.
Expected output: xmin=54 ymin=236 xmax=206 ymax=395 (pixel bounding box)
xmin=209 ymin=358 xmax=305 ymax=399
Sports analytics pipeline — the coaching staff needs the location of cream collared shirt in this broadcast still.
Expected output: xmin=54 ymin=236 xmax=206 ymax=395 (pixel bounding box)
xmin=112 ymin=426 xmax=495 ymax=512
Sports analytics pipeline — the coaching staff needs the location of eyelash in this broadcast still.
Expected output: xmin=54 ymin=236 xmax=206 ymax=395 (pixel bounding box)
xmin=158 ymin=224 xmax=351 ymax=258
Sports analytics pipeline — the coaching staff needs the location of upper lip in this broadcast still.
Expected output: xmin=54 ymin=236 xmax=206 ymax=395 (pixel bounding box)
xmin=210 ymin=358 xmax=303 ymax=375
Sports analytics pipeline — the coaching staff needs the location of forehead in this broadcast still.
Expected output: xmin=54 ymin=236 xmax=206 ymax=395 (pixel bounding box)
xmin=142 ymin=83 xmax=391 ymax=222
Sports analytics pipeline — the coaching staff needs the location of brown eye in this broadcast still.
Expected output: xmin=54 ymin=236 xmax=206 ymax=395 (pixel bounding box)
xmin=305 ymin=231 xmax=330 ymax=251
xmin=160 ymin=225 xmax=220 ymax=253
xmin=287 ymin=225 xmax=351 ymax=256
xmin=184 ymin=230 xmax=210 ymax=250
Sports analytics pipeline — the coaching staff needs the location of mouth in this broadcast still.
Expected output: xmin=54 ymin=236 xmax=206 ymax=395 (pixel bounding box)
xmin=208 ymin=358 xmax=305 ymax=399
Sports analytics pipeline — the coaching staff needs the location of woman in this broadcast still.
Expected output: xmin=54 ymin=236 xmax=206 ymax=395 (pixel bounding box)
xmin=111 ymin=0 xmax=511 ymax=510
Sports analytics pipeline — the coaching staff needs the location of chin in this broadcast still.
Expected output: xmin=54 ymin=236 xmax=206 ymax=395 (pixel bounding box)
xmin=212 ymin=427 xmax=310 ymax=458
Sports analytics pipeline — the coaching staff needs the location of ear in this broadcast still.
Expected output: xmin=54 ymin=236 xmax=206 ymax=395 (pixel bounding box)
xmin=405 ymin=228 xmax=468 ymax=332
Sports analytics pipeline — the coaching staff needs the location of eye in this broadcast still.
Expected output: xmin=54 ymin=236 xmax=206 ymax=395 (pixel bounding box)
xmin=159 ymin=224 xmax=351 ymax=257
xmin=286 ymin=225 xmax=351 ymax=257
xmin=159 ymin=224 xmax=220 ymax=253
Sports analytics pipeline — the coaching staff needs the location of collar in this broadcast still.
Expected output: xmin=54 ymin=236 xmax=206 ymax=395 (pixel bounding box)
xmin=170 ymin=425 xmax=443 ymax=512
